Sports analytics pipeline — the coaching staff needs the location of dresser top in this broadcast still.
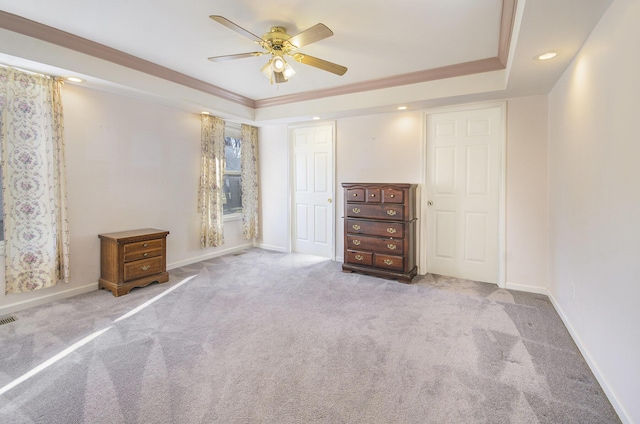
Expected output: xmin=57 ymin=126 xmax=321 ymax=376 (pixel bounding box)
xmin=98 ymin=228 xmax=169 ymax=242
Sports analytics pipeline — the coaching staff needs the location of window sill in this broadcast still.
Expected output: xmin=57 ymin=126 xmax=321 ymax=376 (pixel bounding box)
xmin=223 ymin=213 xmax=242 ymax=222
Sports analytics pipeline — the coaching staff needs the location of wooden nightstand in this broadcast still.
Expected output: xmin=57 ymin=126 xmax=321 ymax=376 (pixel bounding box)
xmin=98 ymin=228 xmax=170 ymax=297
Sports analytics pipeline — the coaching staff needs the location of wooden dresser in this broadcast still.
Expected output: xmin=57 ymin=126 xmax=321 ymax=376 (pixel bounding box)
xmin=98 ymin=228 xmax=170 ymax=297
xmin=342 ymin=183 xmax=417 ymax=282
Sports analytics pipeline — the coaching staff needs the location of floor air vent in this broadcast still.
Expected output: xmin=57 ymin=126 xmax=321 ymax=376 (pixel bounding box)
xmin=0 ymin=315 xmax=17 ymax=326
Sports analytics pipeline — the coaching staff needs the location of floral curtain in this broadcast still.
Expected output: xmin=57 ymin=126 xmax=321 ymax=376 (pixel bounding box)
xmin=198 ymin=114 xmax=225 ymax=248
xmin=240 ymin=124 xmax=259 ymax=240
xmin=0 ymin=66 xmax=70 ymax=294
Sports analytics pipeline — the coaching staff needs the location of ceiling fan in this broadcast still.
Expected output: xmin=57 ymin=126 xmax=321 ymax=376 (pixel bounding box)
xmin=208 ymin=15 xmax=348 ymax=84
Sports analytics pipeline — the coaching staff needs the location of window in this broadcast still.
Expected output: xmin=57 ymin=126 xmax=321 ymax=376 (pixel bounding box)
xmin=223 ymin=124 xmax=242 ymax=215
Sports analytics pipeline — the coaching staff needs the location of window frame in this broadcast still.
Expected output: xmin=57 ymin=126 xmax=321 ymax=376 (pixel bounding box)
xmin=223 ymin=122 xmax=242 ymax=221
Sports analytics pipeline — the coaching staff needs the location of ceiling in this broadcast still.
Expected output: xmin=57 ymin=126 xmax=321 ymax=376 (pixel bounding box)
xmin=0 ymin=0 xmax=612 ymax=124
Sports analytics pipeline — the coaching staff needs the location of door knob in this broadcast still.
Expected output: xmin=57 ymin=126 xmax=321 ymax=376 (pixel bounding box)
xmin=427 ymin=200 xmax=433 ymax=206
xmin=327 ymin=198 xmax=333 ymax=203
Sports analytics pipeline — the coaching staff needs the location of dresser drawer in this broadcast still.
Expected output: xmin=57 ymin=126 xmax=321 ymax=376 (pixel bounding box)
xmin=374 ymin=254 xmax=405 ymax=271
xmin=347 ymin=219 xmax=404 ymax=238
xmin=383 ymin=188 xmax=404 ymax=204
xmin=347 ymin=203 xmax=404 ymax=220
xmin=346 ymin=250 xmax=373 ymax=266
xmin=123 ymin=239 xmax=164 ymax=262
xmin=365 ymin=188 xmax=381 ymax=202
xmin=347 ymin=188 xmax=365 ymax=202
xmin=124 ymin=256 xmax=164 ymax=282
xmin=347 ymin=234 xmax=404 ymax=254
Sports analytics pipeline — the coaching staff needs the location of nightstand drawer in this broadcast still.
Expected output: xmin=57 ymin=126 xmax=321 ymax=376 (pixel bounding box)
xmin=123 ymin=239 xmax=164 ymax=262
xmin=124 ymin=257 xmax=164 ymax=282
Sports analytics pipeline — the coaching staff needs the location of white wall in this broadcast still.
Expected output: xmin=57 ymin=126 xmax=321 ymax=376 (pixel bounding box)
xmin=0 ymin=84 xmax=251 ymax=314
xmin=256 ymin=125 xmax=290 ymax=252
xmin=258 ymin=103 xmax=549 ymax=293
xmin=506 ymin=96 xmax=549 ymax=291
xmin=547 ymin=0 xmax=640 ymax=421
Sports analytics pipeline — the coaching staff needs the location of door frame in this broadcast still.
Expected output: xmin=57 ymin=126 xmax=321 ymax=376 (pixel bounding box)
xmin=288 ymin=121 xmax=337 ymax=260
xmin=419 ymin=101 xmax=507 ymax=288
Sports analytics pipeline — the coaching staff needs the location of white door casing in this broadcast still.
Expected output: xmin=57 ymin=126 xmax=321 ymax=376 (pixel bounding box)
xmin=422 ymin=104 xmax=505 ymax=285
xmin=290 ymin=124 xmax=335 ymax=259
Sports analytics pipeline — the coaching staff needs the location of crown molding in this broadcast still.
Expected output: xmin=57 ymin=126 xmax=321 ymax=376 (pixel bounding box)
xmin=255 ymin=57 xmax=505 ymax=108
xmin=0 ymin=1 xmax=518 ymax=110
xmin=0 ymin=10 xmax=255 ymax=108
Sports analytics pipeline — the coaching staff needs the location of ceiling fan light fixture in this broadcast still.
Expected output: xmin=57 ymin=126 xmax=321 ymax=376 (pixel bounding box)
xmin=282 ymin=61 xmax=296 ymax=79
xmin=261 ymin=55 xmax=295 ymax=84
xmin=272 ymin=56 xmax=286 ymax=72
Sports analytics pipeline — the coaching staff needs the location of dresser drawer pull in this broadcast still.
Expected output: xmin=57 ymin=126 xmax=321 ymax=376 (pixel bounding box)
xmin=387 ymin=228 xmax=397 ymax=234
xmin=352 ymin=240 xmax=361 ymax=246
xmin=141 ymin=265 xmax=151 ymax=271
xmin=390 ymin=194 xmax=395 ymax=198
xmin=143 ymin=252 xmax=148 ymax=257
xmin=355 ymin=254 xmax=364 ymax=261
xmin=352 ymin=224 xmax=361 ymax=231
xmin=352 ymin=207 xmax=361 ymax=213
xmin=387 ymin=244 xmax=397 ymax=250
xmin=143 ymin=243 xmax=148 ymax=247
xmin=386 ymin=210 xmax=397 ymax=216
xmin=384 ymin=259 xmax=394 ymax=265
xmin=353 ymin=193 xmax=358 ymax=197
xmin=370 ymin=193 xmax=375 ymax=197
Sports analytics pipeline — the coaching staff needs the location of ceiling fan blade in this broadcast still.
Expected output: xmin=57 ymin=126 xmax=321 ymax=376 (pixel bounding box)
xmin=208 ymin=52 xmax=264 ymax=62
xmin=209 ymin=15 xmax=264 ymax=43
xmin=292 ymin=53 xmax=347 ymax=76
xmin=287 ymin=23 xmax=333 ymax=49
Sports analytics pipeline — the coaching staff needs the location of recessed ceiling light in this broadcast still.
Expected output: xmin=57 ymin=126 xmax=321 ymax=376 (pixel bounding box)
xmin=397 ymin=106 xmax=408 ymax=110
xmin=65 ymin=76 xmax=84 ymax=83
xmin=535 ymin=52 xmax=557 ymax=61
xmin=200 ymin=111 xmax=210 ymax=115
xmin=312 ymin=116 xmax=321 ymax=120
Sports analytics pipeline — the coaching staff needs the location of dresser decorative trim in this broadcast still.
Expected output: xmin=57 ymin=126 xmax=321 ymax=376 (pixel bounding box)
xmin=98 ymin=228 xmax=169 ymax=297
xmin=342 ymin=183 xmax=417 ymax=282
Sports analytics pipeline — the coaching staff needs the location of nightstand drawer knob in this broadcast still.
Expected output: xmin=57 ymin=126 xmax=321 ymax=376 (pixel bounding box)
xmin=143 ymin=252 xmax=148 ymax=257
xmin=387 ymin=228 xmax=397 ymax=234
xmin=355 ymin=254 xmax=364 ymax=261
xmin=143 ymin=243 xmax=148 ymax=247
xmin=387 ymin=244 xmax=397 ymax=250
xmin=384 ymin=259 xmax=394 ymax=265
xmin=352 ymin=207 xmax=361 ymax=213
xmin=386 ymin=210 xmax=397 ymax=216
xmin=352 ymin=224 xmax=361 ymax=231
xmin=352 ymin=239 xmax=361 ymax=246
xmin=141 ymin=265 xmax=150 ymax=271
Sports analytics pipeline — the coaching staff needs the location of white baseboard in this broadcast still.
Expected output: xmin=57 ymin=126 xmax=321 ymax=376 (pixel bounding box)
xmin=0 ymin=282 xmax=98 ymax=316
xmin=252 ymin=243 xmax=289 ymax=253
xmin=505 ymin=281 xmax=549 ymax=295
xmin=167 ymin=243 xmax=255 ymax=269
xmin=546 ymin=291 xmax=631 ymax=424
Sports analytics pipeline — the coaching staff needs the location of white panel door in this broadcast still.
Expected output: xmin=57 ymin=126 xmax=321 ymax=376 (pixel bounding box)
xmin=426 ymin=107 xmax=502 ymax=283
xmin=291 ymin=124 xmax=334 ymax=258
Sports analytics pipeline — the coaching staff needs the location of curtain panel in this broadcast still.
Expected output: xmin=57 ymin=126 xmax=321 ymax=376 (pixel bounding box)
xmin=240 ymin=124 xmax=259 ymax=240
xmin=0 ymin=67 xmax=70 ymax=294
xmin=198 ymin=114 xmax=225 ymax=248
